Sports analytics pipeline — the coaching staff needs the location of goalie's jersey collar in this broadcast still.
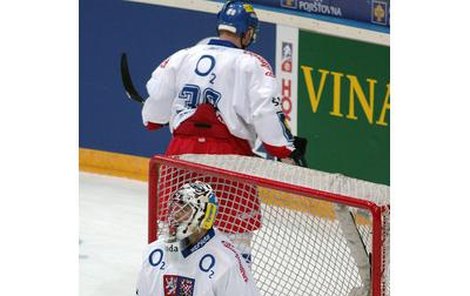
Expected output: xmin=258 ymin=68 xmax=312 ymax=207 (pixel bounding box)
xmin=181 ymin=228 xmax=216 ymax=258
xmin=208 ymin=38 xmax=239 ymax=49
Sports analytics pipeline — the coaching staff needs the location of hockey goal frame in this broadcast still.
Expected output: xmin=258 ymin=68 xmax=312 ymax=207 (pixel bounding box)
xmin=148 ymin=155 xmax=388 ymax=296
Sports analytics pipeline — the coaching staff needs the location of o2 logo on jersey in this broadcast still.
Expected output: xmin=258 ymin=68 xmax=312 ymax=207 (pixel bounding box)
xmin=149 ymin=248 xmax=166 ymax=270
xmin=195 ymin=55 xmax=215 ymax=76
xmin=195 ymin=55 xmax=217 ymax=84
xmin=199 ymin=254 xmax=216 ymax=279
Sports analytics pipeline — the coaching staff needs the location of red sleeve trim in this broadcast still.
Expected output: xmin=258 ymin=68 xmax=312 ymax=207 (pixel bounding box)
xmin=146 ymin=122 xmax=163 ymax=131
xmin=263 ymin=143 xmax=293 ymax=158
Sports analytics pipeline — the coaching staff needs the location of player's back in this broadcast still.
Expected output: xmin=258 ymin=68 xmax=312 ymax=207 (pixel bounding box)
xmin=169 ymin=38 xmax=277 ymax=142
xmin=172 ymin=39 xmax=253 ymax=109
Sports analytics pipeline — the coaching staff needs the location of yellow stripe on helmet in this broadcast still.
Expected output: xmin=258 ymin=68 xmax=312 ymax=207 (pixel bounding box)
xmin=243 ymin=4 xmax=254 ymax=13
xmin=201 ymin=203 xmax=217 ymax=230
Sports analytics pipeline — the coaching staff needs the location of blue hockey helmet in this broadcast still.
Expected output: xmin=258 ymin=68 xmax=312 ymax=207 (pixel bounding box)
xmin=217 ymin=1 xmax=259 ymax=43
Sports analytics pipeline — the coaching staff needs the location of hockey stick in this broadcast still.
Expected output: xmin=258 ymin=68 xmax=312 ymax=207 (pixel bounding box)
xmin=120 ymin=53 xmax=145 ymax=105
xmin=336 ymin=204 xmax=371 ymax=296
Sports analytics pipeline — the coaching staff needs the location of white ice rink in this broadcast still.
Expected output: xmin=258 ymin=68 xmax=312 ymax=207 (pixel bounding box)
xmin=79 ymin=172 xmax=148 ymax=296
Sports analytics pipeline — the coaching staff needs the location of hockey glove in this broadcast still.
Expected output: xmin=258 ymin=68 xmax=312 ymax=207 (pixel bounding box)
xmin=290 ymin=136 xmax=308 ymax=168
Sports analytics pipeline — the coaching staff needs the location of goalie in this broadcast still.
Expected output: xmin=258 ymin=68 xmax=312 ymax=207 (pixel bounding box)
xmin=136 ymin=181 xmax=260 ymax=296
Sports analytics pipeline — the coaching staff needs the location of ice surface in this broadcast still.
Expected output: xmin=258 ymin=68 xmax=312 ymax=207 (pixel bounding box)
xmin=79 ymin=172 xmax=147 ymax=296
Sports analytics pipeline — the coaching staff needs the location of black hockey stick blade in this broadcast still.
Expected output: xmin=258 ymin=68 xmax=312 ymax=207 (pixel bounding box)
xmin=120 ymin=53 xmax=145 ymax=105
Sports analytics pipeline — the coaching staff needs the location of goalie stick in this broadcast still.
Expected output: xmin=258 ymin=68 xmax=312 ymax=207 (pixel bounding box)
xmin=336 ymin=203 xmax=371 ymax=296
xmin=120 ymin=53 xmax=145 ymax=105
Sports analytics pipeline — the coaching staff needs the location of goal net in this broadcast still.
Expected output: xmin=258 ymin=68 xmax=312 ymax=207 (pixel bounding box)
xmin=148 ymin=154 xmax=390 ymax=296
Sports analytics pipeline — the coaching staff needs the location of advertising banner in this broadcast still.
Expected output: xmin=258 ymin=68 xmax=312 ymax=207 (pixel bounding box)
xmin=296 ymin=29 xmax=390 ymax=184
xmin=276 ymin=26 xmax=299 ymax=134
xmin=253 ymin=0 xmax=390 ymax=27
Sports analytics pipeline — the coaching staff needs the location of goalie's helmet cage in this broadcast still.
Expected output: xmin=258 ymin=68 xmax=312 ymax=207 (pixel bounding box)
xmin=217 ymin=1 xmax=259 ymax=42
xmin=168 ymin=181 xmax=218 ymax=241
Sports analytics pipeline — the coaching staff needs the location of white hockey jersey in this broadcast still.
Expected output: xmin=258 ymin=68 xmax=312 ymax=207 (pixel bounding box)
xmin=142 ymin=38 xmax=294 ymax=151
xmin=136 ymin=228 xmax=260 ymax=296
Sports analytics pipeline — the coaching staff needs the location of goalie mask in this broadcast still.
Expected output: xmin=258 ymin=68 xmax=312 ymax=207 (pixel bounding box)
xmin=168 ymin=181 xmax=218 ymax=241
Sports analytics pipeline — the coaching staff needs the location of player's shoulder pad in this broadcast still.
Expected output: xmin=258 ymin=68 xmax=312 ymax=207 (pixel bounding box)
xmin=140 ymin=238 xmax=165 ymax=263
xmin=219 ymin=239 xmax=250 ymax=283
xmin=158 ymin=48 xmax=190 ymax=69
xmin=242 ymin=50 xmax=275 ymax=78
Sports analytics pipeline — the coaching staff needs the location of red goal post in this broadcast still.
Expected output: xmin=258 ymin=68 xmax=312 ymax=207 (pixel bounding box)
xmin=148 ymin=154 xmax=390 ymax=296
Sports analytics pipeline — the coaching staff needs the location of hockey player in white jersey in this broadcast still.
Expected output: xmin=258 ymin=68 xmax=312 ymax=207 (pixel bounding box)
xmin=135 ymin=181 xmax=260 ymax=296
xmin=142 ymin=0 xmax=302 ymax=161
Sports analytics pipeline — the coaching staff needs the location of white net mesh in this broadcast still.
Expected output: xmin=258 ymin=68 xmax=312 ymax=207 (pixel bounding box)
xmin=149 ymin=154 xmax=390 ymax=296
